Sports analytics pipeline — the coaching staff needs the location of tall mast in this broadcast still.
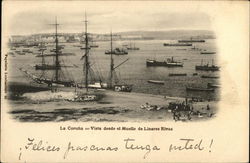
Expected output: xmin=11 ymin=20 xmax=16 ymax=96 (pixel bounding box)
xmin=54 ymin=17 xmax=60 ymax=83
xmin=110 ymin=31 xmax=114 ymax=88
xmin=84 ymin=13 xmax=89 ymax=92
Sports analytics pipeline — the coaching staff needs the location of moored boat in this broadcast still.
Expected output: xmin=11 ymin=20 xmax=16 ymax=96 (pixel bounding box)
xmin=147 ymin=80 xmax=164 ymax=85
xmin=127 ymin=42 xmax=140 ymax=50
xmin=201 ymin=75 xmax=219 ymax=79
xmin=195 ymin=60 xmax=220 ymax=71
xmin=207 ymin=83 xmax=220 ymax=88
xmin=200 ymin=52 xmax=216 ymax=54
xmin=178 ymin=39 xmax=205 ymax=43
xmin=169 ymin=73 xmax=187 ymax=76
xmin=105 ymin=48 xmax=128 ymax=55
xmin=163 ymin=43 xmax=192 ymax=46
xmin=146 ymin=57 xmax=183 ymax=67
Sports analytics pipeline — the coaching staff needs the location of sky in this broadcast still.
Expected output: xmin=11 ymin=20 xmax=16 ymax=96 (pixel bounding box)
xmin=3 ymin=1 xmax=213 ymax=35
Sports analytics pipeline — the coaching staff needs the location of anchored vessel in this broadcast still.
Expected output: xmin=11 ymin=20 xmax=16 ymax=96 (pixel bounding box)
xmin=105 ymin=48 xmax=128 ymax=55
xmin=146 ymin=57 xmax=183 ymax=67
xmin=23 ymin=18 xmax=75 ymax=87
xmin=200 ymin=51 xmax=216 ymax=54
xmin=108 ymin=32 xmax=132 ymax=92
xmin=147 ymin=80 xmax=164 ymax=85
xmin=163 ymin=43 xmax=192 ymax=46
xmin=195 ymin=60 xmax=220 ymax=71
xmin=127 ymin=42 xmax=140 ymax=50
xmin=169 ymin=73 xmax=187 ymax=76
xmin=178 ymin=38 xmax=205 ymax=43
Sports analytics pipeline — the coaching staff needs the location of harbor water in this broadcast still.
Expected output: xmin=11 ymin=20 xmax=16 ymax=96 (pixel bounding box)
xmin=8 ymin=39 xmax=219 ymax=101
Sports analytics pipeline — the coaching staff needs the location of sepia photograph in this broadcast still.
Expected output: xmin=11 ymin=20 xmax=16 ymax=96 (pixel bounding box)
xmin=5 ymin=2 xmax=219 ymax=123
xmin=1 ymin=1 xmax=249 ymax=162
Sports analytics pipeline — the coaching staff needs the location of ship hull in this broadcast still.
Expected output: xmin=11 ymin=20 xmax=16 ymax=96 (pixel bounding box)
xmin=178 ymin=40 xmax=205 ymax=43
xmin=200 ymin=52 xmax=216 ymax=54
xmin=146 ymin=60 xmax=183 ymax=67
xmin=163 ymin=43 xmax=192 ymax=46
xmin=35 ymin=65 xmax=61 ymax=70
xmin=169 ymin=73 xmax=187 ymax=76
xmin=147 ymin=80 xmax=164 ymax=85
xmin=105 ymin=52 xmax=128 ymax=55
xmin=195 ymin=66 xmax=219 ymax=71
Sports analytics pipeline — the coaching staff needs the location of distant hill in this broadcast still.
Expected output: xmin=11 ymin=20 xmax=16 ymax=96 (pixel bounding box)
xmin=115 ymin=30 xmax=215 ymax=40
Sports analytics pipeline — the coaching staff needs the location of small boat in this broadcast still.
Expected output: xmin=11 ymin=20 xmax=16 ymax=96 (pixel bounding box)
xmin=169 ymin=73 xmax=187 ymax=76
xmin=200 ymin=52 xmax=216 ymax=54
xmin=201 ymin=75 xmax=219 ymax=79
xmin=186 ymin=86 xmax=214 ymax=92
xmin=146 ymin=57 xmax=183 ymax=67
xmin=163 ymin=43 xmax=192 ymax=46
xmin=207 ymin=83 xmax=220 ymax=88
xmin=90 ymin=45 xmax=99 ymax=48
xmin=114 ymin=84 xmax=133 ymax=92
xmin=147 ymin=80 xmax=164 ymax=85
xmin=193 ymin=73 xmax=198 ymax=76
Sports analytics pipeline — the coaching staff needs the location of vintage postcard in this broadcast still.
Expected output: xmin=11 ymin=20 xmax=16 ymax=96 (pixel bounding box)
xmin=1 ymin=1 xmax=249 ymax=162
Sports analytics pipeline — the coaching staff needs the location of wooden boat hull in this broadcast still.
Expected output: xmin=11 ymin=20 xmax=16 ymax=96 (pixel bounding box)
xmin=147 ymin=80 xmax=164 ymax=85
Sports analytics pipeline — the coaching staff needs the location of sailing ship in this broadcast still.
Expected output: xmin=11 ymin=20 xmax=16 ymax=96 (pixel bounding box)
xmin=77 ymin=15 xmax=107 ymax=91
xmin=108 ymin=32 xmax=132 ymax=92
xmin=146 ymin=57 xmax=183 ymax=67
xmin=89 ymin=40 xmax=99 ymax=48
xmin=21 ymin=18 xmax=75 ymax=87
xmin=127 ymin=42 xmax=140 ymax=50
xmin=195 ymin=59 xmax=220 ymax=71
